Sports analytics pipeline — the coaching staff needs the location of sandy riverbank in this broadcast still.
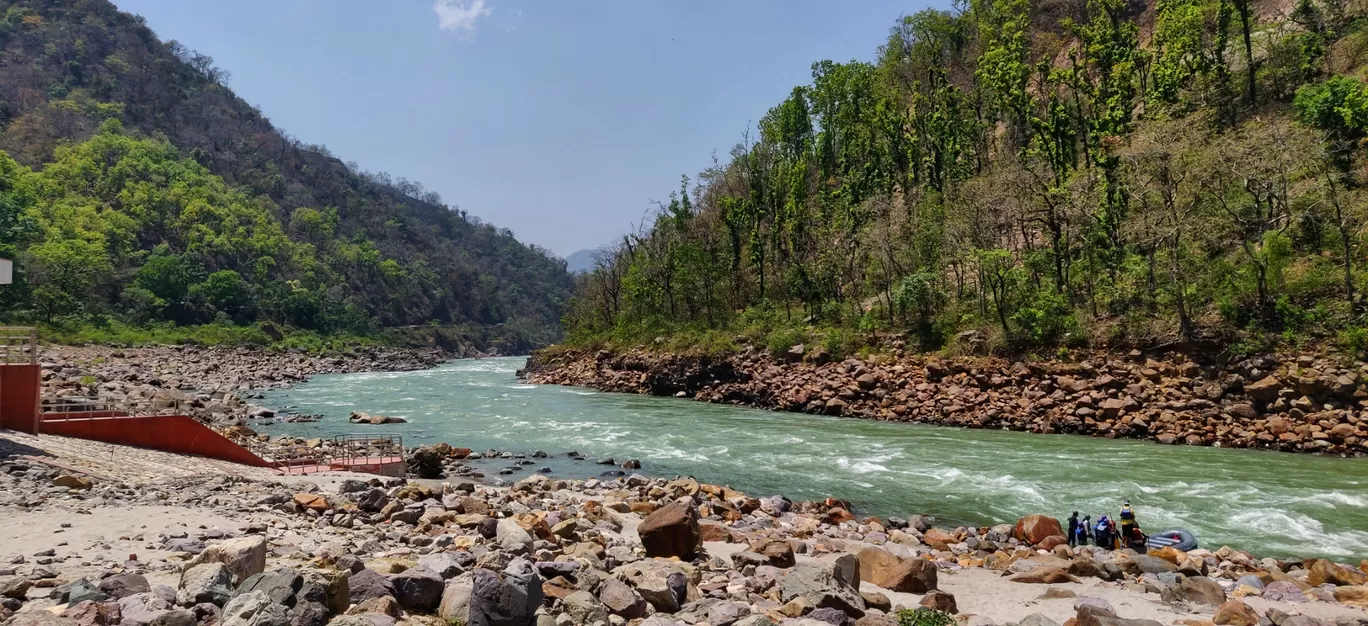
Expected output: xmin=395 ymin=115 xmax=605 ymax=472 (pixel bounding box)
xmin=2 ymin=429 xmax=1367 ymax=626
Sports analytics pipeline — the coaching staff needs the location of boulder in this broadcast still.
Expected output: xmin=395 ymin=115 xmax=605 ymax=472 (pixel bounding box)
xmin=219 ymin=591 xmax=291 ymax=626
xmin=1008 ymin=568 xmax=1079 ymax=584
xmin=707 ymin=602 xmax=751 ymax=626
xmin=1307 ymin=559 xmax=1368 ymax=587
xmin=236 ymin=569 xmax=303 ymax=607
xmin=185 ymin=536 xmax=267 ymax=585
xmin=178 ymin=563 xmax=232 ymax=607
xmin=1014 ymin=515 xmax=1063 ymax=545
xmin=922 ymin=528 xmax=956 ymax=551
xmin=98 ymin=574 xmax=150 ymax=600
xmin=54 ymin=578 xmax=108 ymax=605
xmin=61 ymin=600 xmax=123 ymax=626
xmin=390 ymin=568 xmax=443 ymax=613
xmin=1261 ymin=581 xmax=1308 ymax=603
xmin=918 ymin=590 xmax=957 ymax=614
xmin=855 ymin=547 xmax=936 ymax=593
xmin=5 ymin=614 xmax=79 ymax=626
xmin=465 ymin=559 xmax=543 ymax=626
xmin=637 ymin=501 xmax=700 ymax=560
xmin=597 ymin=577 xmax=646 ymax=619
xmin=1123 ymin=555 xmax=1177 ymax=576
xmin=779 ymin=562 xmax=866 ymax=618
xmin=562 ymin=591 xmax=607 ymax=626
xmin=496 ymin=519 xmax=533 ymax=554
xmin=118 ymin=593 xmax=174 ymax=626
xmin=347 ymin=570 xmax=396 ymax=604
xmin=1212 ymin=599 xmax=1260 ymax=626
xmin=293 ymin=494 xmax=330 ymax=512
xmin=1164 ymin=576 xmax=1226 ymax=606
xmin=407 ymin=446 xmax=444 ymax=479
xmin=356 ymin=489 xmax=389 ymax=513
xmin=53 ymin=474 xmax=93 ymax=490
xmin=0 ymin=576 xmax=32 ymax=599
xmin=613 ymin=561 xmax=687 ymax=614
xmin=1244 ymin=376 xmax=1284 ymax=402
xmin=749 ymin=539 xmax=796 ymax=568
xmin=1334 ymin=585 xmax=1368 ymax=607
xmin=417 ymin=553 xmax=466 ymax=580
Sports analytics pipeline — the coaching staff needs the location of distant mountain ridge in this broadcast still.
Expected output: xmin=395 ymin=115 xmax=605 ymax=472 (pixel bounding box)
xmin=565 ymin=249 xmax=600 ymax=274
xmin=0 ymin=0 xmax=573 ymax=348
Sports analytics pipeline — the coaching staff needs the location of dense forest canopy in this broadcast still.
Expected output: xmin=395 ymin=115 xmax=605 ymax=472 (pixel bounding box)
xmin=567 ymin=0 xmax=1368 ymax=358
xmin=0 ymin=0 xmax=573 ymax=349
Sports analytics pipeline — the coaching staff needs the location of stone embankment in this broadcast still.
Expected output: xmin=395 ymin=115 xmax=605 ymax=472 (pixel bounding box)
xmin=38 ymin=345 xmax=466 ymax=425
xmin=521 ymin=348 xmax=1368 ymax=456
xmin=3 ymin=432 xmax=1368 ymax=626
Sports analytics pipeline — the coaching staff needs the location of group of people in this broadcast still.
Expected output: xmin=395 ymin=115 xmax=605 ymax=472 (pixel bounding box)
xmin=1067 ymin=500 xmax=1147 ymax=551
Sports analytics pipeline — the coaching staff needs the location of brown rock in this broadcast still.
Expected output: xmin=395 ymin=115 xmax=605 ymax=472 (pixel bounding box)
xmin=918 ymin=590 xmax=957 ymax=614
xmin=1039 ymin=535 xmax=1069 ymax=552
xmin=1334 ymin=585 xmax=1368 ymax=607
xmin=749 ymin=539 xmax=797 ymax=568
xmin=1307 ymin=559 xmax=1368 ymax=587
xmin=1245 ymin=376 xmax=1284 ymax=402
xmin=922 ymin=528 xmax=956 ymax=551
xmin=1167 ymin=576 xmax=1227 ymax=606
xmin=859 ymin=592 xmax=892 ymax=613
xmin=1148 ymin=546 xmax=1185 ymax=565
xmin=53 ymin=475 xmax=93 ymax=490
xmin=1212 ymin=600 xmax=1259 ymax=626
xmin=1008 ymin=568 xmax=1080 ymax=584
xmin=637 ymin=500 xmax=700 ymax=559
xmin=856 ymin=547 xmax=938 ymax=593
xmin=824 ymin=507 xmax=856 ymax=525
xmin=293 ymin=493 xmax=330 ymax=512
xmin=698 ymin=519 xmax=734 ymax=543
xmin=1014 ymin=514 xmax=1064 ymax=545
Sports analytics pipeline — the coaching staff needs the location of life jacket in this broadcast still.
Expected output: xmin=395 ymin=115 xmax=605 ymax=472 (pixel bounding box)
xmin=1095 ymin=517 xmax=1109 ymax=533
xmin=1120 ymin=505 xmax=1135 ymax=521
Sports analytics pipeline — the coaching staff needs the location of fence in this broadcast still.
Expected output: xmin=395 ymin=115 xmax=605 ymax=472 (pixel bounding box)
xmin=41 ymin=395 xmax=185 ymax=421
xmin=0 ymin=327 xmax=36 ymax=365
xmin=251 ymin=434 xmax=406 ymax=475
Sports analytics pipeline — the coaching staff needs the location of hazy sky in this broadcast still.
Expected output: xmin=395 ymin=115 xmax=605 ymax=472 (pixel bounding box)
xmin=111 ymin=0 xmax=935 ymax=256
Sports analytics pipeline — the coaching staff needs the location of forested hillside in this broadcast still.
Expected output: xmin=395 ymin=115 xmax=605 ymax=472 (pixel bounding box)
xmin=567 ymin=0 xmax=1368 ymax=358
xmin=0 ymin=0 xmax=573 ymax=349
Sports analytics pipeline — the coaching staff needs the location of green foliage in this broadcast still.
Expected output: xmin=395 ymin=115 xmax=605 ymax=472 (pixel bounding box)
xmin=896 ymin=608 xmax=956 ymax=626
xmin=0 ymin=0 xmax=573 ymax=349
xmin=1294 ymin=75 xmax=1368 ymax=139
xmin=1337 ymin=326 xmax=1368 ymax=358
xmin=563 ymin=0 xmax=1368 ymax=358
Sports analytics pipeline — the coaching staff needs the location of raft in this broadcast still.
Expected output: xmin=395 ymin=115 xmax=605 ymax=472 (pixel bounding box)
xmin=1146 ymin=529 xmax=1198 ymax=552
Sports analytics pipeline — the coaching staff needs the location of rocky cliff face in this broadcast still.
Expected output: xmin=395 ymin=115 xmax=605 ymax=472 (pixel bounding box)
xmin=521 ymin=348 xmax=1368 ymax=456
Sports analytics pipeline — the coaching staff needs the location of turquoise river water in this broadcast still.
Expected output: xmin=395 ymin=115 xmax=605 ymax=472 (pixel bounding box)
xmin=260 ymin=357 xmax=1368 ymax=560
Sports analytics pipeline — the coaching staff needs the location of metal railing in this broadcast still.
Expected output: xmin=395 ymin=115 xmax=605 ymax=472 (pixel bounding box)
xmin=41 ymin=395 xmax=185 ymax=420
xmin=0 ymin=327 xmax=37 ymax=365
xmin=249 ymin=434 xmax=406 ymax=475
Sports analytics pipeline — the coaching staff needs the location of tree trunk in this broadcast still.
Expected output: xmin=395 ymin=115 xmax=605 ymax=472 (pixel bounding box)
xmin=1238 ymin=0 xmax=1257 ymax=105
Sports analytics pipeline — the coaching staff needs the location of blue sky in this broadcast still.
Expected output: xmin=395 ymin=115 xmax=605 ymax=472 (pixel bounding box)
xmin=111 ymin=0 xmax=936 ymax=256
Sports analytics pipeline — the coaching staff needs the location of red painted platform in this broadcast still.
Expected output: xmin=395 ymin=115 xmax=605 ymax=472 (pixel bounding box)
xmin=40 ymin=414 xmax=273 ymax=467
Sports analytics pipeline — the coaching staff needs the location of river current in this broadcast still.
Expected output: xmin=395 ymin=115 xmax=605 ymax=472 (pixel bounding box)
xmin=260 ymin=356 xmax=1368 ymax=560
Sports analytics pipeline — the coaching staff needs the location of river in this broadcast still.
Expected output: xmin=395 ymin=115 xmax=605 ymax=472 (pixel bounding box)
xmin=259 ymin=356 xmax=1368 ymax=560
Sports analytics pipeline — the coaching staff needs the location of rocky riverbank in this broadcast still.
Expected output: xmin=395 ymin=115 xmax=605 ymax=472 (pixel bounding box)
xmin=3 ymin=432 xmax=1368 ymax=626
xmin=520 ymin=348 xmax=1368 ymax=456
xmin=37 ymin=344 xmax=467 ymax=425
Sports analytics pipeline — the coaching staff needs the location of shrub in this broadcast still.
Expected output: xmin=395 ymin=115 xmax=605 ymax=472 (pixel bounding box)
xmin=897 ymin=608 xmax=955 ymax=626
